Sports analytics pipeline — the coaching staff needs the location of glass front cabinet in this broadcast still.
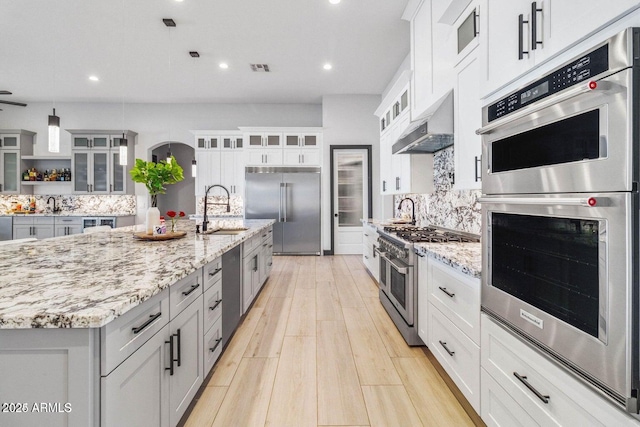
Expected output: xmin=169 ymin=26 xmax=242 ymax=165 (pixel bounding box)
xmin=0 ymin=130 xmax=35 ymax=194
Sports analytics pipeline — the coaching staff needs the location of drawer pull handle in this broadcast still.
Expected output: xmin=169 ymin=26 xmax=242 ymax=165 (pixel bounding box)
xmin=208 ymin=268 xmax=222 ymax=276
xmin=514 ymin=372 xmax=550 ymax=404
xmin=438 ymin=287 xmax=455 ymax=298
xmin=209 ymin=299 xmax=222 ymax=311
xmin=439 ymin=340 xmax=455 ymax=357
xmin=182 ymin=283 xmax=200 ymax=296
xmin=132 ymin=312 xmax=161 ymax=334
xmin=165 ymin=335 xmax=175 ymax=376
xmin=263 ymin=243 xmax=268 ymax=247
xmin=210 ymin=337 xmax=222 ymax=353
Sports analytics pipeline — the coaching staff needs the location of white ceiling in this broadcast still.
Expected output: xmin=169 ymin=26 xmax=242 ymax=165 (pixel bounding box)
xmin=0 ymin=0 xmax=410 ymax=105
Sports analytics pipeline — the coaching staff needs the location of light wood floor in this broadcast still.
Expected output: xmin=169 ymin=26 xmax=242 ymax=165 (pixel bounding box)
xmin=183 ymin=255 xmax=477 ymax=427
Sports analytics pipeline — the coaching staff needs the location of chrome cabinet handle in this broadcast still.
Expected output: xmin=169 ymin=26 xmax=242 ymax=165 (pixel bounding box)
xmin=531 ymin=2 xmax=543 ymax=50
xmin=514 ymin=372 xmax=550 ymax=404
xmin=439 ymin=287 xmax=455 ymax=298
xmin=474 ymin=156 xmax=481 ymax=182
xmin=439 ymin=340 xmax=455 ymax=357
xmin=518 ymin=13 xmax=529 ymax=60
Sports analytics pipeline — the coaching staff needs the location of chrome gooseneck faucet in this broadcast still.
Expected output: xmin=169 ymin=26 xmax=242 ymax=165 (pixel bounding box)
xmin=202 ymin=184 xmax=231 ymax=232
xmin=397 ymin=197 xmax=416 ymax=226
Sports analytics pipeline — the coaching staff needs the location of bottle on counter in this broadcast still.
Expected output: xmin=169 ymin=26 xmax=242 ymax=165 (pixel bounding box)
xmin=29 ymin=197 xmax=36 ymax=212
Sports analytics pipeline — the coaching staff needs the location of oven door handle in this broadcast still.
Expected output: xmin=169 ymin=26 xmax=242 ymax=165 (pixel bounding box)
xmin=478 ymin=196 xmax=605 ymax=207
xmin=389 ymin=257 xmax=411 ymax=275
xmin=476 ymin=80 xmax=617 ymax=135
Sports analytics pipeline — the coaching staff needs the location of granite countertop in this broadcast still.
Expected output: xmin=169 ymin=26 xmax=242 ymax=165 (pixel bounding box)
xmin=363 ymin=218 xmax=482 ymax=279
xmin=0 ymin=219 xmax=274 ymax=329
xmin=0 ymin=212 xmax=135 ymax=217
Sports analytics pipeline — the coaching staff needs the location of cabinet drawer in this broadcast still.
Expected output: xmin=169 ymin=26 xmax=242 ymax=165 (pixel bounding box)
xmin=428 ymin=303 xmax=480 ymax=412
xmin=12 ymin=216 xmax=33 ymax=225
xmin=203 ymin=257 xmax=222 ymax=291
xmin=481 ymin=368 xmax=538 ymax=427
xmin=204 ymin=316 xmax=223 ymax=375
xmin=34 ymin=216 xmax=54 ymax=225
xmin=101 ymin=288 xmax=170 ymax=376
xmin=481 ymin=315 xmax=635 ymax=427
xmin=54 ymin=216 xmax=83 ymax=226
xmin=204 ymin=279 xmax=222 ymax=332
xmin=243 ymin=234 xmax=260 ymax=254
xmin=428 ymin=258 xmax=480 ymax=345
xmin=258 ymin=235 xmax=273 ymax=253
xmin=170 ymin=270 xmax=203 ymax=320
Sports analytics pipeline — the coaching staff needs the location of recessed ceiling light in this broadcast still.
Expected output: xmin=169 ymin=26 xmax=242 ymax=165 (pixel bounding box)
xmin=89 ymin=75 xmax=99 ymax=82
xmin=219 ymin=63 xmax=229 ymax=69
xmin=175 ymin=0 xmax=184 ymax=2
xmin=329 ymin=0 xmax=341 ymax=4
xmin=323 ymin=63 xmax=333 ymax=70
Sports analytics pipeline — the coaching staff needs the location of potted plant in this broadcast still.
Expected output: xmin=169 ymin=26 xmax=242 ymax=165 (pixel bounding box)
xmin=130 ymin=156 xmax=184 ymax=234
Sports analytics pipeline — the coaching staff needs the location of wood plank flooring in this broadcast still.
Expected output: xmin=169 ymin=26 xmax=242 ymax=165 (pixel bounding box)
xmin=183 ymin=255 xmax=478 ymax=427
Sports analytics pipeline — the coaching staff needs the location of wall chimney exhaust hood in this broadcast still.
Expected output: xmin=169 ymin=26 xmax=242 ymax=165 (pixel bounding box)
xmin=392 ymin=90 xmax=453 ymax=154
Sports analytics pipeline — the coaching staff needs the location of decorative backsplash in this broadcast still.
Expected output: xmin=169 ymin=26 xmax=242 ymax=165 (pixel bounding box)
xmin=196 ymin=195 xmax=244 ymax=217
xmin=395 ymin=147 xmax=481 ymax=235
xmin=0 ymin=195 xmax=136 ymax=215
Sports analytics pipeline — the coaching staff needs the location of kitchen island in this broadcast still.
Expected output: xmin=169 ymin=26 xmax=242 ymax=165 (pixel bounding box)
xmin=0 ymin=218 xmax=274 ymax=427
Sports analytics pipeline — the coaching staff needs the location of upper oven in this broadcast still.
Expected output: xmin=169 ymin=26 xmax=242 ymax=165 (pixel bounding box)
xmin=478 ymin=28 xmax=637 ymax=195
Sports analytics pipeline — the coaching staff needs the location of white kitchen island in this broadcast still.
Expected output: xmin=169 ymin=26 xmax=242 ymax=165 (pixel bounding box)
xmin=0 ymin=219 xmax=274 ymax=427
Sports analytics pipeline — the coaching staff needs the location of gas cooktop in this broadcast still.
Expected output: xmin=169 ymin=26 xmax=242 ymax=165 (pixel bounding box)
xmin=382 ymin=226 xmax=480 ymax=243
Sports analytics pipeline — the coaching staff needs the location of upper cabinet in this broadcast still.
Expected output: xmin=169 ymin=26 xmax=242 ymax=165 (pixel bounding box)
xmin=240 ymin=127 xmax=323 ymax=167
xmin=481 ymin=0 xmax=640 ymax=96
xmin=68 ymin=130 xmax=136 ymax=195
xmin=0 ymin=130 xmax=34 ymax=194
xmin=245 ymin=131 xmax=283 ymax=149
xmin=407 ymin=0 xmax=456 ymax=121
xmin=196 ymin=136 xmax=219 ymax=150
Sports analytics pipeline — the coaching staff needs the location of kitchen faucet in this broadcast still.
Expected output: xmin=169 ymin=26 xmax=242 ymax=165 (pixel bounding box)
xmin=397 ymin=197 xmax=416 ymax=226
xmin=46 ymin=196 xmax=59 ymax=213
xmin=202 ymin=184 xmax=231 ymax=232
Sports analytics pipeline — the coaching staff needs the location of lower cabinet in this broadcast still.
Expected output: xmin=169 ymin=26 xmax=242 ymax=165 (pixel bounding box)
xmin=54 ymin=217 xmax=84 ymax=237
xmin=361 ymin=223 xmax=380 ymax=283
xmin=242 ymin=229 xmax=273 ymax=314
xmin=13 ymin=216 xmax=54 ymax=239
xmin=242 ymin=249 xmax=260 ymax=313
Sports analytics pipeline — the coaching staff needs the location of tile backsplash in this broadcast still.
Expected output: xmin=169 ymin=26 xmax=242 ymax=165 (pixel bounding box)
xmin=0 ymin=195 xmax=136 ymax=215
xmin=395 ymin=147 xmax=481 ymax=235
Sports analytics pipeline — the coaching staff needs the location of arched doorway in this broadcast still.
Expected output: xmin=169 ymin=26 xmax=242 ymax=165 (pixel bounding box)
xmin=151 ymin=142 xmax=196 ymax=215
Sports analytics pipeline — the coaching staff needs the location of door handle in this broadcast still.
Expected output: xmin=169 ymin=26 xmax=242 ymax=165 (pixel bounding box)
xmin=531 ymin=2 xmax=543 ymax=50
xmin=165 ymin=335 xmax=175 ymax=376
xmin=283 ymin=183 xmax=288 ymax=222
xmin=175 ymin=329 xmax=181 ymax=367
xmin=518 ymin=13 xmax=529 ymax=60
xmin=279 ymin=182 xmax=284 ymax=222
xmin=210 ymin=337 xmax=222 ymax=353
xmin=439 ymin=340 xmax=455 ymax=357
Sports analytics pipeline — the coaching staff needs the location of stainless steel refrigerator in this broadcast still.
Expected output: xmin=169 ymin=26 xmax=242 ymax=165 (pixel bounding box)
xmin=245 ymin=166 xmax=321 ymax=255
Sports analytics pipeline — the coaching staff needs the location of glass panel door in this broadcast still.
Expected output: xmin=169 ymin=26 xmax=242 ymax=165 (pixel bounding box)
xmin=491 ymin=212 xmax=600 ymax=337
xmin=285 ymin=135 xmax=299 ymax=146
xmin=92 ymin=152 xmax=109 ymax=192
xmin=112 ymin=152 xmax=124 ymax=193
xmin=266 ymin=135 xmax=281 ymax=147
xmin=235 ymin=138 xmax=243 ymax=149
xmin=302 ymin=135 xmax=317 ymax=146
xmin=249 ymin=135 xmax=263 ymax=147
xmin=2 ymin=135 xmax=18 ymax=148
xmin=390 ymin=267 xmax=407 ymax=309
xmin=337 ymin=154 xmax=364 ymax=226
xmin=197 ymin=138 xmax=207 ymax=149
xmin=223 ymin=137 xmax=233 ymax=149
xmin=73 ymin=136 xmax=90 ymax=148
xmin=2 ymin=151 xmax=18 ymax=192
xmin=92 ymin=136 xmax=109 ymax=148
xmin=73 ymin=152 xmax=89 ymax=192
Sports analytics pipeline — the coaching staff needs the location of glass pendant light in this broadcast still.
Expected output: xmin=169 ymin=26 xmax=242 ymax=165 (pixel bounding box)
xmin=48 ymin=108 xmax=60 ymax=153
xmin=166 ymin=143 xmax=172 ymax=164
xmin=119 ymin=133 xmax=128 ymax=166
xmin=191 ymin=159 xmax=197 ymax=177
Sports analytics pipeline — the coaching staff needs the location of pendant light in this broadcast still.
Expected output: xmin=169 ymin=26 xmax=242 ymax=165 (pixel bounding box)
xmin=48 ymin=108 xmax=60 ymax=153
xmin=119 ymin=133 xmax=128 ymax=166
xmin=191 ymin=159 xmax=197 ymax=177
xmin=118 ymin=0 xmax=128 ymax=166
xmin=166 ymin=143 xmax=172 ymax=164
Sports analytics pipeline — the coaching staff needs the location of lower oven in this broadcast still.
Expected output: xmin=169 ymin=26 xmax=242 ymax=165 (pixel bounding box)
xmin=379 ymin=254 xmax=414 ymax=326
xmin=480 ymin=192 xmax=639 ymax=411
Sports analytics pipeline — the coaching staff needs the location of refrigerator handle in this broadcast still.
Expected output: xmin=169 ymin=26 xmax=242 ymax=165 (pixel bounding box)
xmin=283 ymin=183 xmax=288 ymax=222
xmin=279 ymin=182 xmax=284 ymax=222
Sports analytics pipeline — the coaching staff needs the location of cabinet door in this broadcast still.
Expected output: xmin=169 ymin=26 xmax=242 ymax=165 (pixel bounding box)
xmin=242 ymin=253 xmax=257 ymax=313
xmin=13 ymin=225 xmax=33 ymax=239
xmin=220 ymin=151 xmax=244 ymax=195
xmin=283 ymin=150 xmax=302 ymax=165
xmin=454 ymin=52 xmax=482 ymax=190
xmin=264 ymin=150 xmax=283 ymax=165
xmin=284 ymin=134 xmax=300 ymax=147
xmin=265 ymin=133 xmax=282 ymax=147
xmin=300 ymin=150 xmax=320 ymax=166
xmin=92 ymin=151 xmax=110 ymax=193
xmin=34 ymin=225 xmax=54 ymax=240
xmin=417 ymin=254 xmax=429 ymax=345
xmin=55 ymin=224 xmax=82 ymax=237
xmin=111 ymin=151 xmax=125 ymax=193
xmin=101 ymin=324 xmax=170 ymax=427
xmin=379 ymin=133 xmax=393 ymax=195
xmin=301 ymin=134 xmax=318 ymax=147
xmin=73 ymin=152 xmax=90 ymax=193
xmin=1 ymin=150 xmax=20 ymax=193
xmin=195 ymin=151 xmax=221 ymax=196
xmin=72 ymin=135 xmax=91 ymax=149
xmin=169 ymin=296 xmax=204 ymax=427
xmin=483 ymin=0 xmax=533 ymax=94
xmin=248 ymin=134 xmax=264 ymax=147
xmin=0 ymin=134 xmax=19 ymax=148
xmin=92 ymin=135 xmax=109 ymax=148
xmin=411 ymin=0 xmax=434 ymax=119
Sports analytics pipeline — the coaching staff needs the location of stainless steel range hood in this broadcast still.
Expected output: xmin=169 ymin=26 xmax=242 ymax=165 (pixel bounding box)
xmin=392 ymin=90 xmax=454 ymax=154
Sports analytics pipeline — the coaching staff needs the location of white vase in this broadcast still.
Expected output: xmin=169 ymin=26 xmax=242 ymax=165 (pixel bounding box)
xmin=145 ymin=207 xmax=161 ymax=235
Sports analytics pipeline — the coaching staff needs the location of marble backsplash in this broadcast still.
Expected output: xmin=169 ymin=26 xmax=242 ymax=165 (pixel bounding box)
xmin=196 ymin=195 xmax=244 ymax=217
xmin=395 ymin=146 xmax=482 ymax=235
xmin=0 ymin=195 xmax=136 ymax=215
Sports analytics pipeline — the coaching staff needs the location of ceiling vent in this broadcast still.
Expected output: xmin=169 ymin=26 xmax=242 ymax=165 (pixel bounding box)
xmin=189 ymin=51 xmax=200 ymax=58
xmin=163 ymin=18 xmax=176 ymax=27
xmin=250 ymin=64 xmax=270 ymax=72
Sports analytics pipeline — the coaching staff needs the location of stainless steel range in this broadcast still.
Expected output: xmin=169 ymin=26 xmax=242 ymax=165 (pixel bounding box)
xmin=377 ymin=225 xmax=479 ymax=346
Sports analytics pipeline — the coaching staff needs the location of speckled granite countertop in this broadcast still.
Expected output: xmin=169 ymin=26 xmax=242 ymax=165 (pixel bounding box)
xmin=0 ymin=219 xmax=274 ymax=329
xmin=363 ymin=218 xmax=481 ymax=279
xmin=0 ymin=213 xmax=135 ymax=217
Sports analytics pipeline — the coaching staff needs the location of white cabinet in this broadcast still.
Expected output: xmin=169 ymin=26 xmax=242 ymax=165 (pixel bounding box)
xmin=283 ymin=133 xmax=320 ymax=148
xmin=241 ymin=229 xmax=273 ymax=314
xmin=194 ymin=131 xmax=242 ymax=196
xmin=246 ymin=132 xmax=283 ymax=148
xmin=221 ymin=134 xmax=243 ymax=150
xmin=245 ymin=149 xmax=283 ymax=166
xmin=220 ymin=151 xmax=244 ymax=196
xmin=362 ymin=223 xmax=380 ymax=283
xmin=416 ymin=253 xmax=429 ymax=345
xmin=70 ymin=130 xmax=136 ymax=195
xmin=194 ymin=151 xmax=221 ymax=196
xmin=13 ymin=216 xmax=54 ymax=239
xmin=242 ymin=248 xmax=260 ymax=314
xmin=54 ymin=217 xmax=83 ymax=237
xmin=283 ymin=149 xmax=320 ymax=166
xmin=408 ymin=0 xmax=456 ymax=121
xmin=379 ymin=132 xmax=394 ymax=195
xmin=203 ymin=257 xmax=223 ymax=376
xmin=195 ymin=136 xmax=220 ymax=150
xmin=0 ymin=130 xmax=34 ymax=194
xmin=241 ymin=127 xmax=323 ymax=167
xmin=481 ymin=315 xmax=639 ymax=427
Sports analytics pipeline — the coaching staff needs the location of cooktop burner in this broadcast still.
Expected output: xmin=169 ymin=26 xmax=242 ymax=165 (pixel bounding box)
xmin=383 ymin=226 xmax=480 ymax=243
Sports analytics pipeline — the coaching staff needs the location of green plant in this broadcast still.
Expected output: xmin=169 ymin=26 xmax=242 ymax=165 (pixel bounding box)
xmin=129 ymin=156 xmax=184 ymax=207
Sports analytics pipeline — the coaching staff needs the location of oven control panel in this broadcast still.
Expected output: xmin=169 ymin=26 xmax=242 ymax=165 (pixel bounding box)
xmin=487 ymin=44 xmax=609 ymax=122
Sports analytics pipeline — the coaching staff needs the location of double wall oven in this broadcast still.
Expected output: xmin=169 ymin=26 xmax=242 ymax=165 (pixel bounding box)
xmin=478 ymin=28 xmax=640 ymax=412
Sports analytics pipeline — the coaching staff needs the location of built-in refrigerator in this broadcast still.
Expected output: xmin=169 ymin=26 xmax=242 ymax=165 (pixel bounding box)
xmin=245 ymin=166 xmax=321 ymax=255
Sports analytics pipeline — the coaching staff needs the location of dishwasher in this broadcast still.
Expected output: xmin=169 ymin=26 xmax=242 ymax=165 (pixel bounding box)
xmin=0 ymin=217 xmax=12 ymax=241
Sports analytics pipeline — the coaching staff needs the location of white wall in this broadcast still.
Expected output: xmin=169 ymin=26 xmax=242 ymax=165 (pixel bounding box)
xmin=151 ymin=143 xmax=196 ymax=216
xmin=321 ymin=94 xmax=382 ymax=252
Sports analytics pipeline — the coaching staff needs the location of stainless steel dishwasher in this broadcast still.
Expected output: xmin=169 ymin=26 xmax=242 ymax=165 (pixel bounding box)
xmin=0 ymin=217 xmax=12 ymax=241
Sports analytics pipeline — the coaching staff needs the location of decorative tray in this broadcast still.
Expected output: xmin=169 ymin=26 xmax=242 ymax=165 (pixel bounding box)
xmin=132 ymin=231 xmax=187 ymax=241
